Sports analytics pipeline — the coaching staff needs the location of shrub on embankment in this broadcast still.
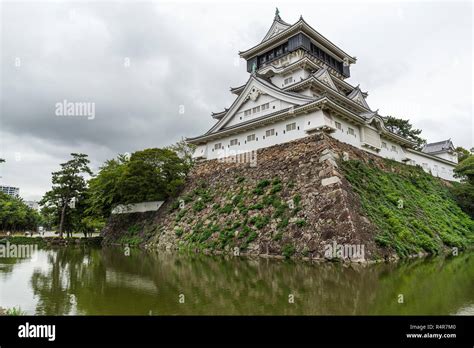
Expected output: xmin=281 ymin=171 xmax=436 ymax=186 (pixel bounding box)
xmin=341 ymin=159 xmax=474 ymax=257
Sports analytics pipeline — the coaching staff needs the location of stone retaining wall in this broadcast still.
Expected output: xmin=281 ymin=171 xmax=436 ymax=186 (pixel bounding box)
xmin=140 ymin=132 xmax=389 ymax=261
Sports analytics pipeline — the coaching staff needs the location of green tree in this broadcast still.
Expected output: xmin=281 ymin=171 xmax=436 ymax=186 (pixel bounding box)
xmin=127 ymin=148 xmax=187 ymax=198
xmin=451 ymin=156 xmax=474 ymax=217
xmin=87 ymin=148 xmax=188 ymax=218
xmin=40 ymin=153 xmax=92 ymax=238
xmin=384 ymin=116 xmax=426 ymax=150
xmin=166 ymin=138 xmax=196 ymax=172
xmin=455 ymin=146 xmax=471 ymax=163
xmin=0 ymin=192 xmax=41 ymax=232
xmin=87 ymin=154 xmax=129 ymax=218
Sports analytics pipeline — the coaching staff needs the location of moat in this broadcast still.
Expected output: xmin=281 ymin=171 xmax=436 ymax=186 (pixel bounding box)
xmin=0 ymin=246 xmax=473 ymax=315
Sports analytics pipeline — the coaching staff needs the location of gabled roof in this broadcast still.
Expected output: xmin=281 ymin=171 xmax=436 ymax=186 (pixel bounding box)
xmin=261 ymin=10 xmax=291 ymax=42
xmin=284 ymin=73 xmax=371 ymax=113
xmin=360 ymin=111 xmax=417 ymax=148
xmin=347 ymin=85 xmax=370 ymax=109
xmin=422 ymin=139 xmax=455 ymax=154
xmin=240 ymin=16 xmax=356 ymax=64
xmin=206 ymin=75 xmax=314 ymax=134
xmin=257 ymin=54 xmax=358 ymax=92
xmin=313 ymin=68 xmax=338 ymax=91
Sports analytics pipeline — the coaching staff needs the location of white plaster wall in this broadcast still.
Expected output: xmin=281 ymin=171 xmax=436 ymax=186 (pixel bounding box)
xmin=192 ymin=113 xmax=458 ymax=181
xmin=193 ymin=144 xmax=208 ymax=159
xmin=434 ymin=152 xmax=458 ymax=164
xmin=205 ymin=117 xmax=308 ymax=160
xmin=377 ymin=138 xmax=405 ymax=162
xmin=112 ymin=201 xmax=164 ymax=214
xmin=270 ymin=68 xmax=310 ymax=88
xmin=330 ymin=117 xmax=361 ymax=149
xmin=405 ymin=151 xmax=456 ymax=181
xmin=226 ymin=95 xmax=293 ymax=128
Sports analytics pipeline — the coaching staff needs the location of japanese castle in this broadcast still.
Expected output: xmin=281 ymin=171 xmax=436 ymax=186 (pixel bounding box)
xmin=188 ymin=10 xmax=458 ymax=181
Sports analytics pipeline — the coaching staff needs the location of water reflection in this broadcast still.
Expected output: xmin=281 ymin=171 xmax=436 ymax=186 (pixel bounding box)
xmin=0 ymin=247 xmax=473 ymax=315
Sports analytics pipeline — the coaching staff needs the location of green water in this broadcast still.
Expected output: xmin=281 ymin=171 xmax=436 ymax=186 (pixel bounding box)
xmin=0 ymin=246 xmax=473 ymax=315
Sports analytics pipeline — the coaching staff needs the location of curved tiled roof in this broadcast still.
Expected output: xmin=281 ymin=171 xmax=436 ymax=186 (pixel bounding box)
xmin=422 ymin=139 xmax=454 ymax=154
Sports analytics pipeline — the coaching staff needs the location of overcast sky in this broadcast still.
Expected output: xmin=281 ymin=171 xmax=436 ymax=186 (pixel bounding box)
xmin=0 ymin=0 xmax=472 ymax=201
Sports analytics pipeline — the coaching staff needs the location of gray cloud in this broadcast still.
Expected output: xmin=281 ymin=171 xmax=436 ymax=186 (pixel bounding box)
xmin=0 ymin=1 xmax=472 ymax=200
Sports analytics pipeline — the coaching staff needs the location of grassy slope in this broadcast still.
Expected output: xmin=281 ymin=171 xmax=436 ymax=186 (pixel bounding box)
xmin=341 ymin=159 xmax=474 ymax=257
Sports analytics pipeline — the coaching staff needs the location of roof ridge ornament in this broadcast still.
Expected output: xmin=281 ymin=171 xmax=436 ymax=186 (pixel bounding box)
xmin=275 ymin=7 xmax=281 ymax=21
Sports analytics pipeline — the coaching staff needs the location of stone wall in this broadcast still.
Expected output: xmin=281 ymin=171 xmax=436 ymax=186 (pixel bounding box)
xmin=137 ymin=132 xmax=393 ymax=261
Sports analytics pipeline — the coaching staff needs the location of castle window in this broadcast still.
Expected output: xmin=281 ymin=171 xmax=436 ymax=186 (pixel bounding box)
xmin=266 ymin=129 xmax=275 ymax=137
xmin=284 ymin=77 xmax=294 ymax=85
xmin=252 ymin=106 xmax=260 ymax=113
xmin=382 ymin=142 xmax=387 ymax=149
xmin=230 ymin=139 xmax=238 ymax=146
xmin=261 ymin=103 xmax=269 ymax=111
xmin=247 ymin=134 xmax=255 ymax=142
xmin=244 ymin=109 xmax=251 ymax=117
xmin=391 ymin=145 xmax=397 ymax=153
xmin=335 ymin=121 xmax=342 ymax=130
xmin=348 ymin=127 xmax=355 ymax=136
xmin=286 ymin=122 xmax=296 ymax=132
xmin=214 ymin=143 xmax=222 ymax=150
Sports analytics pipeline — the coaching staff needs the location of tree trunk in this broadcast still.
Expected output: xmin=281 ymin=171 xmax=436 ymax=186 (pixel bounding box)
xmin=58 ymin=203 xmax=67 ymax=238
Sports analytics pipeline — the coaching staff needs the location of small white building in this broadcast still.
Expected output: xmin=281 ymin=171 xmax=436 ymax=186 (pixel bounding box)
xmin=0 ymin=185 xmax=20 ymax=197
xmin=187 ymin=10 xmax=459 ymax=181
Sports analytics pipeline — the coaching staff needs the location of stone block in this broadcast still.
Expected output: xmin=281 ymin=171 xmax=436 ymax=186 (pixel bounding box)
xmin=321 ymin=176 xmax=341 ymax=187
xmin=318 ymin=153 xmax=335 ymax=163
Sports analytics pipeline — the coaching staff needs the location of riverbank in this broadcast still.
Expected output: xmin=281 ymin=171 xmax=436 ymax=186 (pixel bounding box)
xmin=0 ymin=236 xmax=103 ymax=247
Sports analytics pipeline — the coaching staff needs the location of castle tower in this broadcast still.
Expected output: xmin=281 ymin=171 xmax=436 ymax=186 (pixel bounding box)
xmin=187 ymin=9 xmax=458 ymax=181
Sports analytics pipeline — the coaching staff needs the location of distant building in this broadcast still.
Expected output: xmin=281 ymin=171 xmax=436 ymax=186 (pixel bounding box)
xmin=0 ymin=185 xmax=19 ymax=197
xmin=25 ymin=200 xmax=40 ymax=211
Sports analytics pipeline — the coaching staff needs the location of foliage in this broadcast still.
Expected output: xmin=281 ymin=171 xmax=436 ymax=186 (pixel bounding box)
xmin=455 ymin=146 xmax=471 ymax=163
xmin=384 ymin=116 xmax=426 ymax=150
xmin=86 ymin=154 xmax=129 ymax=218
xmin=342 ymin=159 xmax=474 ymax=257
xmin=295 ymin=219 xmax=307 ymax=227
xmin=165 ymin=138 xmax=196 ymax=171
xmin=6 ymin=306 xmax=26 ymax=316
xmin=77 ymin=216 xmax=106 ymax=237
xmin=0 ymin=192 xmax=42 ymax=232
xmin=451 ymin=156 xmax=474 ymax=217
xmin=282 ymin=244 xmax=296 ymax=258
xmin=114 ymin=223 xmax=145 ymax=246
xmin=454 ymin=155 xmax=474 ymax=183
xmin=40 ymin=153 xmax=92 ymax=237
xmin=87 ymin=147 xmax=189 ymax=218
